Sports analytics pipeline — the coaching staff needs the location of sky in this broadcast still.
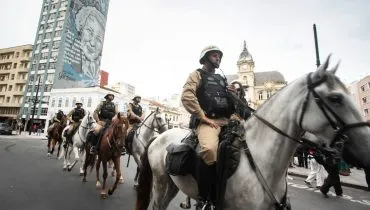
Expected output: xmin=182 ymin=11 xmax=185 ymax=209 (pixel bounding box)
xmin=1 ymin=0 xmax=370 ymax=98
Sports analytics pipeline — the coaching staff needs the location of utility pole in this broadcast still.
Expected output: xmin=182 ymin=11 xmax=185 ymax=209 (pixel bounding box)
xmin=29 ymin=76 xmax=41 ymax=135
xmin=313 ymin=24 xmax=321 ymax=68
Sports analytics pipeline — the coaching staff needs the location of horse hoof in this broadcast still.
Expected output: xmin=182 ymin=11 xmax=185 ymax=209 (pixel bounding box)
xmin=82 ymin=178 xmax=87 ymax=182
xmin=96 ymin=181 xmax=101 ymax=189
xmin=108 ymin=189 xmax=113 ymax=195
xmin=67 ymin=167 xmax=72 ymax=172
xmin=100 ymin=192 xmax=108 ymax=199
xmin=47 ymin=153 xmax=51 ymax=157
xmin=180 ymin=202 xmax=191 ymax=209
xmin=119 ymin=178 xmax=125 ymax=184
xmin=63 ymin=167 xmax=67 ymax=171
xmin=79 ymin=172 xmax=84 ymax=176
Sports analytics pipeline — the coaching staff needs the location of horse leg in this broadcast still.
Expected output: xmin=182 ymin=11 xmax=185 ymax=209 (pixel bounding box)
xmin=82 ymin=148 xmax=89 ymax=182
xmin=56 ymin=141 xmax=62 ymax=158
xmin=68 ymin=146 xmax=79 ymax=172
xmin=96 ymin=156 xmax=102 ymax=189
xmin=100 ymin=160 xmax=108 ymax=199
xmin=133 ymin=153 xmax=142 ymax=188
xmin=134 ymin=167 xmax=140 ymax=188
xmin=108 ymin=157 xmax=121 ymax=196
xmin=50 ymin=139 xmax=56 ymax=155
xmin=79 ymin=148 xmax=86 ymax=176
xmin=152 ymin=174 xmax=179 ymax=210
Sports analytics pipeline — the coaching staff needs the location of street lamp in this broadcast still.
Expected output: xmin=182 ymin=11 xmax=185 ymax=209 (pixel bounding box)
xmin=165 ymin=114 xmax=171 ymax=129
xmin=28 ymin=76 xmax=41 ymax=135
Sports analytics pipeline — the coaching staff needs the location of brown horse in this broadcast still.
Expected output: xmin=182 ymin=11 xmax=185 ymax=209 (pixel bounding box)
xmin=83 ymin=112 xmax=129 ymax=199
xmin=47 ymin=115 xmax=67 ymax=157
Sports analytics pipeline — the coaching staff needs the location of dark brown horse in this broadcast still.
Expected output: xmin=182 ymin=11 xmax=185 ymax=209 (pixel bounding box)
xmin=47 ymin=115 xmax=67 ymax=157
xmin=83 ymin=112 xmax=129 ymax=199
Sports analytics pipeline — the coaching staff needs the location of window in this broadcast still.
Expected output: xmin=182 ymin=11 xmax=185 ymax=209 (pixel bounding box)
xmin=51 ymin=98 xmax=55 ymax=107
xmin=267 ymin=91 xmax=272 ymax=99
xmin=8 ymin=85 xmax=12 ymax=91
xmin=81 ymin=97 xmax=84 ymax=105
xmin=6 ymin=97 xmax=10 ymax=103
xmin=365 ymin=109 xmax=369 ymax=115
xmin=87 ymin=97 xmax=92 ymax=107
xmin=39 ymin=63 xmax=46 ymax=70
xmin=58 ymin=97 xmax=62 ymax=107
xmin=41 ymin=108 xmax=48 ymax=116
xmin=258 ymin=92 xmax=263 ymax=100
xmin=362 ymin=97 xmax=367 ymax=104
xmin=13 ymin=63 xmax=17 ymax=69
xmin=72 ymin=97 xmax=76 ymax=106
xmin=54 ymin=30 xmax=62 ymax=37
xmin=49 ymin=62 xmax=56 ymax=69
xmin=27 ymin=85 xmax=33 ymax=92
xmin=42 ymin=96 xmax=50 ymax=104
xmin=361 ymin=85 xmax=365 ymax=92
xmin=11 ymin=74 xmax=14 ymax=80
xmin=15 ymin=52 xmax=19 ymax=58
xmin=65 ymin=97 xmax=69 ymax=107
xmin=47 ymin=73 xmax=54 ymax=83
xmin=44 ymin=84 xmax=52 ymax=92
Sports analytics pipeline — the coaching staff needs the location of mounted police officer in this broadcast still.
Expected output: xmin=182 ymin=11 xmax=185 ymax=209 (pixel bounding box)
xmin=181 ymin=45 xmax=236 ymax=209
xmin=124 ymin=95 xmax=145 ymax=155
xmin=127 ymin=95 xmax=144 ymax=131
xmin=47 ymin=109 xmax=65 ymax=133
xmin=64 ymin=101 xmax=86 ymax=147
xmin=90 ymin=93 xmax=118 ymax=154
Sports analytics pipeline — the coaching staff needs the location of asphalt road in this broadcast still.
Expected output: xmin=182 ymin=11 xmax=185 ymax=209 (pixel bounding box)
xmin=0 ymin=136 xmax=369 ymax=210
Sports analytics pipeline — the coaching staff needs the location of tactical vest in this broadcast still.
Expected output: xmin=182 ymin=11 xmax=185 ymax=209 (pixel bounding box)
xmin=196 ymin=69 xmax=234 ymax=119
xmin=100 ymin=101 xmax=116 ymax=120
xmin=72 ymin=108 xmax=85 ymax=122
xmin=129 ymin=103 xmax=143 ymax=124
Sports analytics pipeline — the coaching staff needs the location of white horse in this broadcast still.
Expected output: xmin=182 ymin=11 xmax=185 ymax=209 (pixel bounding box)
xmin=134 ymin=56 xmax=370 ymax=210
xmin=59 ymin=111 xmax=96 ymax=175
xmin=130 ymin=108 xmax=168 ymax=187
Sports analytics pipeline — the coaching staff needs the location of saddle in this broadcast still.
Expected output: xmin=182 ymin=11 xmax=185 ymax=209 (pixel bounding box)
xmin=165 ymin=120 xmax=245 ymax=208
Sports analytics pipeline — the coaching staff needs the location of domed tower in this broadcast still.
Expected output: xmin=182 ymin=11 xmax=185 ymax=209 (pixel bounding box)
xmin=236 ymin=41 xmax=255 ymax=105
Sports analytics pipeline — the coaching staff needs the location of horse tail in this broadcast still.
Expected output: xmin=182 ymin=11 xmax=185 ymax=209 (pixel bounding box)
xmin=135 ymin=138 xmax=156 ymax=210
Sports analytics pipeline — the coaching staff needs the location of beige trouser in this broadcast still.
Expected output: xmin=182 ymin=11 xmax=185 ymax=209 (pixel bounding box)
xmin=93 ymin=120 xmax=106 ymax=135
xmin=67 ymin=121 xmax=81 ymax=134
xmin=196 ymin=118 xmax=229 ymax=165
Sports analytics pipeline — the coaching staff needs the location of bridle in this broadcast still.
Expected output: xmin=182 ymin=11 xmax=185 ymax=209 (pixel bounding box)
xmin=80 ymin=112 xmax=95 ymax=130
xmin=245 ymin=72 xmax=370 ymax=209
xmin=138 ymin=110 xmax=167 ymax=134
xmin=254 ymin=72 xmax=370 ymax=152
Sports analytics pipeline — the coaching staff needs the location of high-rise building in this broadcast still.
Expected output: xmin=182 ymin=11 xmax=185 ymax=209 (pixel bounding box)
xmin=20 ymin=0 xmax=110 ymax=130
xmin=110 ymin=81 xmax=135 ymax=99
xmin=0 ymin=45 xmax=33 ymax=124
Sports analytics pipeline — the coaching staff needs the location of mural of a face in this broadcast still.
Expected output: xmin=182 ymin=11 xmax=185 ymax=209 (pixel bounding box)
xmin=81 ymin=15 xmax=104 ymax=61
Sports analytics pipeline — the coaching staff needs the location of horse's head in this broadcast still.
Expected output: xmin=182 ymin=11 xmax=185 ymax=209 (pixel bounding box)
xmin=144 ymin=107 xmax=168 ymax=133
xmin=299 ymin=55 xmax=370 ymax=168
xmin=83 ymin=111 xmax=96 ymax=129
xmin=111 ymin=112 xmax=129 ymax=138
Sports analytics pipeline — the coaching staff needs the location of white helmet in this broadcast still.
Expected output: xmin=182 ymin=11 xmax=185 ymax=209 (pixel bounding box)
xmin=199 ymin=45 xmax=223 ymax=64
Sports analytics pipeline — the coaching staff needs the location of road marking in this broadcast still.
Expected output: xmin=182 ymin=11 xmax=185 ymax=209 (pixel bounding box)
xmin=288 ymin=182 xmax=370 ymax=206
xmin=4 ymin=143 xmax=16 ymax=152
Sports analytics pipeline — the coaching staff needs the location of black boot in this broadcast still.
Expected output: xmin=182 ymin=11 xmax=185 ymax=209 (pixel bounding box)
xmin=195 ymin=160 xmax=214 ymax=210
xmin=87 ymin=131 xmax=98 ymax=154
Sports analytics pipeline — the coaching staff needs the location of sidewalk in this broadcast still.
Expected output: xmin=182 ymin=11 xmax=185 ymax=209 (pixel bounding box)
xmin=288 ymin=166 xmax=368 ymax=190
xmin=0 ymin=131 xmax=47 ymax=140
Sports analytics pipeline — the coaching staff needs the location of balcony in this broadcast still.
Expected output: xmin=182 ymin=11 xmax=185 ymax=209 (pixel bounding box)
xmin=12 ymin=91 xmax=24 ymax=96
xmin=15 ymin=79 xmax=27 ymax=84
xmin=0 ymin=103 xmax=21 ymax=108
xmin=18 ymin=68 xmax=29 ymax=73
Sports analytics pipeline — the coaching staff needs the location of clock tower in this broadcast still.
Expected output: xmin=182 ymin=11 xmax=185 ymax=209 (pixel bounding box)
xmin=236 ymin=41 xmax=255 ymax=104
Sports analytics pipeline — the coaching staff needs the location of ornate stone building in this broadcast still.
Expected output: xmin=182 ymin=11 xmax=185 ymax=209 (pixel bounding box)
xmin=226 ymin=41 xmax=287 ymax=109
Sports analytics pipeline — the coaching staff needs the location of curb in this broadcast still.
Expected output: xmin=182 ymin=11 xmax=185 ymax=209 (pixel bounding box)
xmin=288 ymin=172 xmax=368 ymax=191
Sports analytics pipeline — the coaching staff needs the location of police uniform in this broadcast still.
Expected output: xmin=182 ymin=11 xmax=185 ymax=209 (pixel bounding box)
xmin=66 ymin=106 xmax=86 ymax=134
xmin=93 ymin=99 xmax=118 ymax=135
xmin=48 ymin=111 xmax=64 ymax=132
xmin=126 ymin=97 xmax=144 ymax=132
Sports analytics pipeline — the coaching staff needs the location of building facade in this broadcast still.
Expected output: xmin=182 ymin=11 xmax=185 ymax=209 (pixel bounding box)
xmin=98 ymin=70 xmax=109 ymax=86
xmin=356 ymin=76 xmax=370 ymax=121
xmin=110 ymin=81 xmax=136 ymax=99
xmin=0 ymin=45 xmax=33 ymax=125
xmin=20 ymin=0 xmax=111 ymax=131
xmin=226 ymin=41 xmax=287 ymax=109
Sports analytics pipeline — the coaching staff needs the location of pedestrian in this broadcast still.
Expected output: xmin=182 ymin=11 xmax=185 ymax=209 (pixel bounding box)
xmin=304 ymin=148 xmax=325 ymax=189
xmin=318 ymin=152 xmax=343 ymax=197
xmin=37 ymin=124 xmax=41 ymax=136
xmin=32 ymin=124 xmax=37 ymax=135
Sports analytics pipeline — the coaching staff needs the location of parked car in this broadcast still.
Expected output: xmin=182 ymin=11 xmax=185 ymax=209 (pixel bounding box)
xmin=0 ymin=123 xmax=12 ymax=135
